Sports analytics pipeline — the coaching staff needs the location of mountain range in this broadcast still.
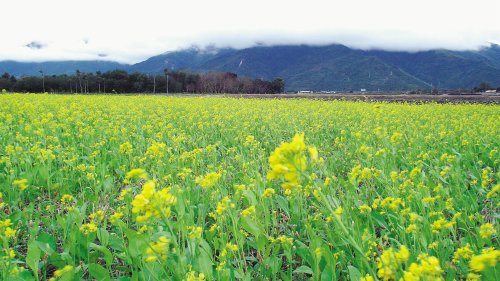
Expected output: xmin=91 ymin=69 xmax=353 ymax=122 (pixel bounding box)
xmin=2 ymin=44 xmax=500 ymax=91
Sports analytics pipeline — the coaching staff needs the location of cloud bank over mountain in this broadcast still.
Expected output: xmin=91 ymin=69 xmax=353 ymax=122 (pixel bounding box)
xmin=2 ymin=0 xmax=500 ymax=63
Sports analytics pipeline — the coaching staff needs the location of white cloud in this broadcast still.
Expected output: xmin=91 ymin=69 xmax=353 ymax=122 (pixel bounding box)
xmin=2 ymin=0 xmax=500 ymax=63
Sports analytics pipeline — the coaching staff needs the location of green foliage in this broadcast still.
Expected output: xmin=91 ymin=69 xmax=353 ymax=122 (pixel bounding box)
xmin=0 ymin=94 xmax=498 ymax=280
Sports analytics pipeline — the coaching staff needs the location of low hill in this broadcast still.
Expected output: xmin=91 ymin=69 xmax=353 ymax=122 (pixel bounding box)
xmin=3 ymin=44 xmax=500 ymax=91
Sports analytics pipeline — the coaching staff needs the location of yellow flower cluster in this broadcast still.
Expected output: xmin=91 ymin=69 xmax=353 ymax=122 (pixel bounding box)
xmin=4 ymin=227 xmax=16 ymax=239
xmin=453 ymin=243 xmax=474 ymax=263
xmin=88 ymin=210 xmax=105 ymax=222
xmin=80 ymin=223 xmax=97 ymax=235
xmin=60 ymin=194 xmax=74 ymax=205
xmin=188 ymin=226 xmax=203 ymax=239
xmin=359 ymin=204 xmax=372 ymax=214
xmin=12 ymin=179 xmax=28 ymax=191
xmin=262 ymin=188 xmax=276 ymax=198
xmin=220 ymin=242 xmax=239 ymax=257
xmin=145 ymin=142 xmax=167 ymax=158
xmin=195 ymin=171 xmax=221 ymax=189
xmin=119 ymin=141 xmax=133 ymax=154
xmin=184 ymin=270 xmax=206 ymax=281
xmin=349 ymin=165 xmax=382 ymax=182
xmin=377 ymin=245 xmax=409 ymax=280
xmin=123 ymin=168 xmax=148 ymax=184
xmin=267 ymin=133 xmax=318 ymax=192
xmin=109 ymin=211 xmax=124 ymax=224
xmin=145 ymin=236 xmax=169 ymax=262
xmin=377 ymin=197 xmax=405 ymax=210
xmin=360 ymin=274 xmax=375 ymax=281
xmin=241 ymin=205 xmax=256 ymax=217
xmin=269 ymin=235 xmax=294 ymax=246
xmin=469 ymin=248 xmax=500 ymax=272
xmin=215 ymin=196 xmax=233 ymax=215
xmin=48 ymin=265 xmax=74 ymax=281
xmin=0 ymin=219 xmax=15 ymax=239
xmin=431 ymin=218 xmax=455 ymax=233
xmin=402 ymin=254 xmax=443 ymax=281
xmin=479 ymin=223 xmax=496 ymax=239
xmin=131 ymin=180 xmax=177 ymax=223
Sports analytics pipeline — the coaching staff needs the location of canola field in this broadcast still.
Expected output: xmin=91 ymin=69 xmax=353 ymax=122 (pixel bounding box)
xmin=0 ymin=94 xmax=499 ymax=281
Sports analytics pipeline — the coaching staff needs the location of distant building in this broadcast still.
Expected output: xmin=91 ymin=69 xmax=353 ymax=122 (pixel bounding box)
xmin=360 ymin=89 xmax=367 ymax=92
xmin=298 ymin=90 xmax=313 ymax=94
xmin=485 ymin=89 xmax=497 ymax=93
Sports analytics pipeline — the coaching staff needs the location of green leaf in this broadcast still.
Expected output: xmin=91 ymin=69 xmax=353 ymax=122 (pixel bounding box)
xmin=196 ymin=248 xmax=213 ymax=276
xmin=26 ymin=241 xmax=41 ymax=280
xmin=370 ymin=212 xmax=388 ymax=229
xmin=88 ymin=263 xmax=110 ymax=281
xmin=124 ymin=228 xmax=146 ymax=258
xmin=265 ymin=256 xmax=280 ymax=275
xmin=295 ymin=244 xmax=314 ymax=269
xmin=102 ymin=177 xmax=114 ymax=193
xmin=97 ymin=228 xmax=110 ymax=247
xmin=37 ymin=232 xmax=56 ymax=254
xmin=108 ymin=233 xmax=125 ymax=252
xmin=35 ymin=241 xmax=54 ymax=256
xmin=275 ymin=196 xmax=289 ymax=214
xmin=321 ymin=266 xmax=334 ymax=281
xmin=240 ymin=216 xmax=261 ymax=237
xmin=243 ymin=190 xmax=258 ymax=206
xmin=293 ymin=265 xmax=313 ymax=275
xmin=256 ymin=235 xmax=267 ymax=253
xmin=348 ymin=265 xmax=362 ymax=281
xmin=89 ymin=243 xmax=113 ymax=267
xmin=279 ymin=273 xmax=292 ymax=281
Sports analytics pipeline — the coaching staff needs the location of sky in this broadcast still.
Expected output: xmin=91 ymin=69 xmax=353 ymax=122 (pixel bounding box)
xmin=2 ymin=0 xmax=500 ymax=64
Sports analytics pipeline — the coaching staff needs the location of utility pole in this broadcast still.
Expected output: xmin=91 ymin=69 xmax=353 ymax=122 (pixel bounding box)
xmin=153 ymin=74 xmax=156 ymax=94
xmin=166 ymin=73 xmax=169 ymax=94
xmin=39 ymin=70 xmax=45 ymax=92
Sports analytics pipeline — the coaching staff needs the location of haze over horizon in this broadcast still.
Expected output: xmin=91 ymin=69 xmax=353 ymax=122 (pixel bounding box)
xmin=3 ymin=0 xmax=500 ymax=64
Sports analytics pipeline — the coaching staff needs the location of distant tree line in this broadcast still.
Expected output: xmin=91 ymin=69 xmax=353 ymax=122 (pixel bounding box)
xmin=472 ymin=82 xmax=500 ymax=93
xmin=0 ymin=70 xmax=285 ymax=94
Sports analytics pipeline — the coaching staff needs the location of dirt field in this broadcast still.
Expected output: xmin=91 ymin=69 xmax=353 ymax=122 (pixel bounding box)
xmin=221 ymin=93 xmax=500 ymax=104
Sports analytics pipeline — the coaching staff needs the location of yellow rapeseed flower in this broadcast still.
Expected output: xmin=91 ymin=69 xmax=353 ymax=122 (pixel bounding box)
xmin=119 ymin=141 xmax=133 ymax=154
xmin=145 ymin=236 xmax=169 ymax=262
xmin=4 ymin=227 xmax=16 ymax=238
xmin=479 ymin=223 xmax=496 ymax=239
xmin=124 ymin=168 xmax=148 ymax=183
xmin=12 ymin=179 xmax=28 ymax=190
xmin=469 ymin=248 xmax=500 ymax=272
xmin=241 ymin=205 xmax=256 ymax=217
xmin=80 ymin=223 xmax=98 ymax=235
xmin=131 ymin=180 xmax=177 ymax=223
xmin=216 ymin=196 xmax=232 ymax=215
xmin=267 ymin=133 xmax=311 ymax=189
xmin=188 ymin=226 xmax=203 ymax=239
xmin=453 ymin=243 xmax=474 ymax=263
xmin=359 ymin=204 xmax=372 ymax=214
xmin=377 ymin=245 xmax=409 ymax=280
xmin=60 ymin=194 xmax=74 ymax=205
xmin=360 ymin=274 xmax=374 ymax=281
xmin=262 ymin=188 xmax=276 ymax=198
xmin=53 ymin=265 xmax=74 ymax=277
xmin=195 ymin=172 xmax=221 ymax=189
xmin=109 ymin=212 xmax=124 ymax=224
